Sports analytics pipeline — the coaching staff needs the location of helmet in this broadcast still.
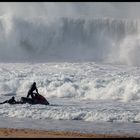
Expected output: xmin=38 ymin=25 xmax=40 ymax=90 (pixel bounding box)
xmin=33 ymin=82 xmax=36 ymax=85
xmin=12 ymin=96 xmax=15 ymax=100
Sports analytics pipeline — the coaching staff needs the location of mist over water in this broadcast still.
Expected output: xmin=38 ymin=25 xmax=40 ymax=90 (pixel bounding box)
xmin=0 ymin=2 xmax=140 ymax=66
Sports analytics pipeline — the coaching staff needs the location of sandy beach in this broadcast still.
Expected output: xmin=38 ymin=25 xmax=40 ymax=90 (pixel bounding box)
xmin=0 ymin=128 xmax=137 ymax=138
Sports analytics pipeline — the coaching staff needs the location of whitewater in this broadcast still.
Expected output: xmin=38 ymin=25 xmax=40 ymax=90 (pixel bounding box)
xmin=1 ymin=2 xmax=140 ymax=136
xmin=0 ymin=62 xmax=140 ymax=135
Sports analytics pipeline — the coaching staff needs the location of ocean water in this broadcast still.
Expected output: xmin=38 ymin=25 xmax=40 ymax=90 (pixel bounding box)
xmin=0 ymin=62 xmax=140 ymax=135
xmin=0 ymin=2 xmax=140 ymax=135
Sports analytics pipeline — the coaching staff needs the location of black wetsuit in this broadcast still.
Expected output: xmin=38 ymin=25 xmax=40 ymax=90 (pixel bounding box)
xmin=27 ymin=84 xmax=39 ymax=99
xmin=0 ymin=97 xmax=17 ymax=104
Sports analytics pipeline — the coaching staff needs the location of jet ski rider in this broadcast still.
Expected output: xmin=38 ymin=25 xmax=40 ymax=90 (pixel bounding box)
xmin=27 ymin=82 xmax=39 ymax=99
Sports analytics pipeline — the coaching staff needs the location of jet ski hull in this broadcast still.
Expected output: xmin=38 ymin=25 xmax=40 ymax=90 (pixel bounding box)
xmin=21 ymin=95 xmax=49 ymax=105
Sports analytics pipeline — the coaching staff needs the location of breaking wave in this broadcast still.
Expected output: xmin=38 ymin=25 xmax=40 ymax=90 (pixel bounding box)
xmin=0 ymin=62 xmax=140 ymax=103
xmin=0 ymin=14 xmax=140 ymax=66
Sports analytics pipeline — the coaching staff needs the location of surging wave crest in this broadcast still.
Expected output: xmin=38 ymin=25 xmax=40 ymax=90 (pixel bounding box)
xmin=0 ymin=62 xmax=140 ymax=103
xmin=0 ymin=15 xmax=140 ymax=66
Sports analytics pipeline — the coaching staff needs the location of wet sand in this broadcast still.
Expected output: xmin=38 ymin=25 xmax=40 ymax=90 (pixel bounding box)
xmin=0 ymin=128 xmax=137 ymax=138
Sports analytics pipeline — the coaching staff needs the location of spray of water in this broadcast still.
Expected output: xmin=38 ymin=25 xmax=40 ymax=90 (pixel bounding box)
xmin=0 ymin=2 xmax=140 ymax=66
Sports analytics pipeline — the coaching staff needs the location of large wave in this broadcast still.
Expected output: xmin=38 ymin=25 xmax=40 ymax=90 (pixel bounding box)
xmin=0 ymin=14 xmax=140 ymax=66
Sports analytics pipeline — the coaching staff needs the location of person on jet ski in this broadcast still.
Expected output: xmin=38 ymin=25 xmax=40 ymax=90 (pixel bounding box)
xmin=27 ymin=82 xmax=39 ymax=99
xmin=0 ymin=96 xmax=17 ymax=104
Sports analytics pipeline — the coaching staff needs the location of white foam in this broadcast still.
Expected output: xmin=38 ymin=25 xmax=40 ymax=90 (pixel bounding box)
xmin=0 ymin=62 xmax=140 ymax=102
xmin=0 ymin=62 xmax=139 ymax=123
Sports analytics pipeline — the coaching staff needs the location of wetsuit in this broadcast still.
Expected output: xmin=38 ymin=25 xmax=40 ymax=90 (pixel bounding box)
xmin=27 ymin=83 xmax=39 ymax=99
xmin=0 ymin=97 xmax=16 ymax=104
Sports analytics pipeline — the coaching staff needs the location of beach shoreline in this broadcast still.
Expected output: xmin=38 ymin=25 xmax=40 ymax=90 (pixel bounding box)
xmin=0 ymin=128 xmax=138 ymax=138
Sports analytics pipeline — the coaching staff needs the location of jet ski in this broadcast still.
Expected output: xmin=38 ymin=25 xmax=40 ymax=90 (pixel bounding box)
xmin=21 ymin=94 xmax=49 ymax=105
